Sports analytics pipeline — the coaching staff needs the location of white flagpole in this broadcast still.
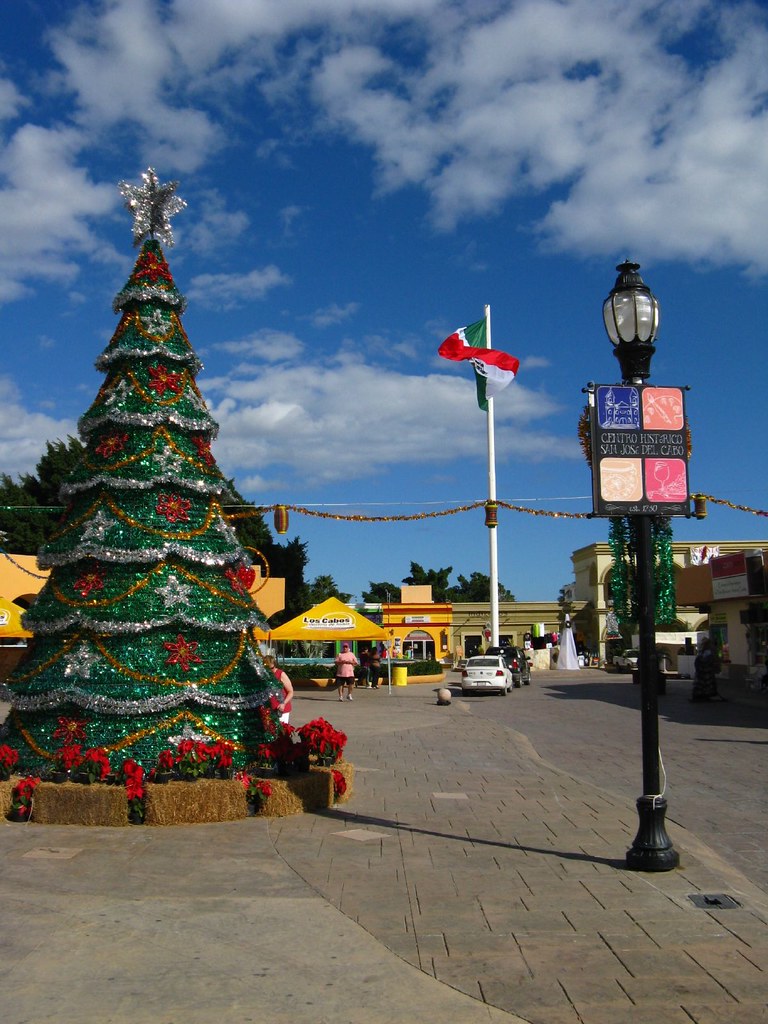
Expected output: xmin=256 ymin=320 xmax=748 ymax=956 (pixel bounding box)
xmin=485 ymin=303 xmax=500 ymax=648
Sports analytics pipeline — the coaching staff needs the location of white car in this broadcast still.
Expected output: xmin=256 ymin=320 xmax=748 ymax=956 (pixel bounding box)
xmin=460 ymin=655 xmax=513 ymax=695
xmin=615 ymin=649 xmax=640 ymax=671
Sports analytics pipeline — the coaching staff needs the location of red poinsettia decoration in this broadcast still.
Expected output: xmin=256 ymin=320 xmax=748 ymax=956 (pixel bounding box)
xmin=156 ymin=749 xmax=175 ymax=772
xmin=298 ymin=718 xmax=347 ymax=763
xmin=156 ymin=493 xmax=191 ymax=523
xmin=52 ymin=744 xmax=84 ymax=772
xmin=191 ymin=435 xmax=214 ymax=466
xmin=74 ymin=565 xmax=106 ymax=598
xmin=134 ymin=249 xmax=173 ymax=284
xmin=208 ymin=740 xmax=234 ymax=769
xmin=95 ymin=432 xmax=129 ymax=458
xmin=0 ymin=744 xmax=19 ymax=771
xmin=53 ymin=716 xmax=88 ymax=743
xmin=225 ymin=563 xmax=256 ymax=595
xmin=11 ymin=776 xmax=40 ymax=811
xmin=331 ymin=769 xmax=347 ymax=800
xmin=236 ymin=772 xmax=272 ymax=805
xmin=148 ymin=363 xmax=184 ymax=396
xmin=80 ymin=747 xmax=111 ymax=783
xmin=163 ymin=634 xmax=203 ymax=672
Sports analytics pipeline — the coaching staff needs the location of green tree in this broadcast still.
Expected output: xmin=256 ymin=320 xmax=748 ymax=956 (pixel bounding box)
xmin=447 ymin=572 xmax=515 ymax=602
xmin=402 ymin=562 xmax=453 ymax=602
xmin=361 ymin=580 xmax=400 ymax=603
xmin=0 ymin=437 xmax=85 ymax=554
xmin=307 ymin=574 xmax=351 ymax=605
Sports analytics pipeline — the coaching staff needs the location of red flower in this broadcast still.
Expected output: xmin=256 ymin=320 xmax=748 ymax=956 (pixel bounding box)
xmin=120 ymin=759 xmax=145 ymax=801
xmin=74 ymin=565 xmax=106 ymax=597
xmin=191 ymin=435 xmax=214 ymax=466
xmin=95 ymin=432 xmax=129 ymax=458
xmin=80 ymin=747 xmax=111 ymax=782
xmin=331 ymin=769 xmax=347 ymax=799
xmin=11 ymin=776 xmax=40 ymax=810
xmin=298 ymin=718 xmax=347 ymax=762
xmin=53 ymin=744 xmax=83 ymax=772
xmin=148 ymin=363 xmax=183 ymax=396
xmin=157 ymin=749 xmax=175 ymax=771
xmin=156 ymin=493 xmax=192 ymax=523
xmin=134 ymin=250 xmax=173 ymax=284
xmin=0 ymin=744 xmax=19 ymax=771
xmin=164 ymin=634 xmax=203 ymax=672
xmin=53 ymin=716 xmax=88 ymax=742
xmin=208 ymin=741 xmax=234 ymax=768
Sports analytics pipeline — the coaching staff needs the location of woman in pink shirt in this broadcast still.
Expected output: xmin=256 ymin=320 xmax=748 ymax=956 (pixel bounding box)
xmin=335 ymin=643 xmax=358 ymax=702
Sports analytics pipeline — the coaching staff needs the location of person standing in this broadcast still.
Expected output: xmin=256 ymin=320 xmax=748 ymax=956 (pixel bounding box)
xmin=691 ymin=637 xmax=722 ymax=702
xmin=335 ymin=643 xmax=358 ymax=701
xmin=369 ymin=647 xmax=382 ymax=689
xmin=263 ymin=655 xmax=294 ymax=723
xmin=357 ymin=647 xmax=370 ymax=688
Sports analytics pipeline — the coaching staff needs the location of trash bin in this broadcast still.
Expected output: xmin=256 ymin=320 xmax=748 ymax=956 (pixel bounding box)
xmin=392 ymin=665 xmax=408 ymax=687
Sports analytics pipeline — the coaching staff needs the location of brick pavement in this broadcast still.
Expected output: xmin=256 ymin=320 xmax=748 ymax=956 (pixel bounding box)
xmin=274 ymin=681 xmax=768 ymax=1023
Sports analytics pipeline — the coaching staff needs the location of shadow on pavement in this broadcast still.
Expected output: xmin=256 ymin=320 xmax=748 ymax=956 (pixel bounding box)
xmin=313 ymin=806 xmax=626 ymax=869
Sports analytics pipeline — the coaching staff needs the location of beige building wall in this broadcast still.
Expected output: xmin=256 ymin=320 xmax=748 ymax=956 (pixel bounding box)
xmin=571 ymin=539 xmax=766 ymax=664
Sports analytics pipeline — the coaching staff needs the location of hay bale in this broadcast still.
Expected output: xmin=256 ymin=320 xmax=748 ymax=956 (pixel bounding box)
xmin=259 ymin=768 xmax=333 ymax=817
xmin=0 ymin=778 xmax=13 ymax=817
xmin=144 ymin=779 xmax=247 ymax=826
xmin=32 ymin=781 xmax=130 ymax=827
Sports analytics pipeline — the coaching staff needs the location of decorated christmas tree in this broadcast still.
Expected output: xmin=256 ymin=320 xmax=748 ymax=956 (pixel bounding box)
xmin=2 ymin=169 xmax=280 ymax=774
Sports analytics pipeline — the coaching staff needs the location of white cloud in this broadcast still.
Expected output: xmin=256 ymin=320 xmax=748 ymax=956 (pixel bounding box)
xmin=186 ymin=266 xmax=291 ymax=308
xmin=212 ymin=328 xmax=306 ymax=362
xmin=0 ymin=377 xmax=77 ymax=477
xmin=204 ymin=351 xmax=568 ymax=488
xmin=0 ymin=124 xmax=116 ymax=301
xmin=310 ymin=301 xmax=360 ymax=327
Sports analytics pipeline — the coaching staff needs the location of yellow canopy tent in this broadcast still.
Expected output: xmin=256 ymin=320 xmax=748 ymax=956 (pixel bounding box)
xmin=268 ymin=596 xmax=386 ymax=642
xmin=0 ymin=597 xmax=31 ymax=639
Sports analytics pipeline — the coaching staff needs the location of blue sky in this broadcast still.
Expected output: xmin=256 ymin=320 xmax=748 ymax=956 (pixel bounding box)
xmin=1 ymin=0 xmax=766 ymax=604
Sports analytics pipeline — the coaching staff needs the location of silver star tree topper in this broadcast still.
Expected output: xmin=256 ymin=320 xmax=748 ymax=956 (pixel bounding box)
xmin=119 ymin=168 xmax=186 ymax=247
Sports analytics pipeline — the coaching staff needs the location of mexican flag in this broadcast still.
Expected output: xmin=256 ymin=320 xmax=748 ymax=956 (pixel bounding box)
xmin=438 ymin=318 xmax=520 ymax=411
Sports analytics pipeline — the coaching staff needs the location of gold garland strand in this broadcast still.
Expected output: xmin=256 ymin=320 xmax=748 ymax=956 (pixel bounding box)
xmin=691 ymin=493 xmax=768 ymax=517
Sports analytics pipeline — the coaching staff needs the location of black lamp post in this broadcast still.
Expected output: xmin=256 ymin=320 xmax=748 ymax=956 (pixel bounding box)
xmin=602 ymin=261 xmax=679 ymax=872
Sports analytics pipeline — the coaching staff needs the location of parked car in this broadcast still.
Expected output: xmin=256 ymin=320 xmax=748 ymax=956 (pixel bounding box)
xmin=485 ymin=645 xmax=532 ymax=687
xmin=614 ymin=649 xmax=640 ymax=671
xmin=460 ymin=655 xmax=513 ymax=695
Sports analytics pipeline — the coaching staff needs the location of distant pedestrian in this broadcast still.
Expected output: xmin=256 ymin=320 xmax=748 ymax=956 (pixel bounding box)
xmin=335 ymin=643 xmax=359 ymax=701
xmin=357 ymin=647 xmax=370 ymax=688
xmin=263 ymin=655 xmax=294 ymax=723
xmin=369 ymin=647 xmax=381 ymax=689
xmin=691 ymin=638 xmax=722 ymax=702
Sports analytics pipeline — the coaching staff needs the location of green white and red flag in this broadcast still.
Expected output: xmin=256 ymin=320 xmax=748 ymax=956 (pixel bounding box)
xmin=438 ymin=319 xmax=519 ymax=410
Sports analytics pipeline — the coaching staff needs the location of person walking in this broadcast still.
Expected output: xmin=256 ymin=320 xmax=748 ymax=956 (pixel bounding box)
xmin=263 ymin=655 xmax=294 ymax=723
xmin=335 ymin=643 xmax=358 ymax=701
xmin=357 ymin=647 xmax=370 ymax=688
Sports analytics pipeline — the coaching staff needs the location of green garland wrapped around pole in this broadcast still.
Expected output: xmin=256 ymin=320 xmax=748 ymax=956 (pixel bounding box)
xmin=609 ymin=516 xmax=677 ymax=629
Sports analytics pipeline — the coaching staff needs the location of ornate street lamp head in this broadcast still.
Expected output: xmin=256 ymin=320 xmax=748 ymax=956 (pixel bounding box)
xmin=603 ymin=260 xmax=660 ymax=383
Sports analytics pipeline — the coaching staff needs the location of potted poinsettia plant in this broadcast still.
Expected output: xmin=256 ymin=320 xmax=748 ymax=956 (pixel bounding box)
xmin=257 ymin=724 xmax=309 ymax=775
xmin=8 ymin=776 xmax=40 ymax=821
xmin=208 ymin=740 xmax=235 ymax=779
xmin=118 ymin=759 xmax=145 ymax=823
xmin=331 ymin=769 xmax=347 ymax=803
xmin=235 ymin=771 xmax=272 ymax=814
xmin=149 ymin=748 xmax=175 ymax=784
xmin=50 ymin=743 xmax=83 ymax=781
xmin=0 ymin=744 xmax=19 ymax=781
xmin=174 ymin=739 xmax=212 ymax=780
xmin=74 ymin=747 xmax=111 ymax=784
xmin=298 ymin=718 xmax=347 ymax=766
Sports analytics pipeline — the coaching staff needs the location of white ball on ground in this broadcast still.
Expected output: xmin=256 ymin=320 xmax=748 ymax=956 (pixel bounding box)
xmin=436 ymin=688 xmax=452 ymax=705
